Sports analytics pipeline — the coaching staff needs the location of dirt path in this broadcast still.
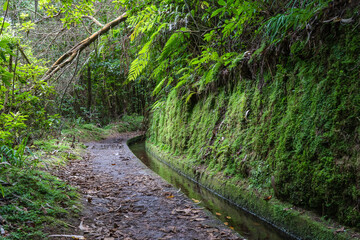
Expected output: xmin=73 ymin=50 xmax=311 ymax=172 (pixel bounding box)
xmin=55 ymin=132 xmax=242 ymax=240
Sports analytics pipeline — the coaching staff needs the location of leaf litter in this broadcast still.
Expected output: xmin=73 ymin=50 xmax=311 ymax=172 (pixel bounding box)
xmin=51 ymin=133 xmax=242 ymax=240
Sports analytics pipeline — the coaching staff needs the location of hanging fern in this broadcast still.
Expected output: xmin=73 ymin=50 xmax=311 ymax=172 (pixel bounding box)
xmin=152 ymin=60 xmax=168 ymax=79
xmin=158 ymin=28 xmax=189 ymax=61
xmin=127 ymin=23 xmax=167 ymax=82
xmin=262 ymin=0 xmax=330 ymax=44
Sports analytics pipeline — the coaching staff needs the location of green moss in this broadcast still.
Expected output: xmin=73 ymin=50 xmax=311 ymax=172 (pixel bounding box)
xmin=0 ymin=168 xmax=81 ymax=239
xmin=146 ymin=142 xmax=355 ymax=239
xmin=148 ymin=24 xmax=360 ymax=231
xmin=62 ymin=114 xmax=144 ymax=142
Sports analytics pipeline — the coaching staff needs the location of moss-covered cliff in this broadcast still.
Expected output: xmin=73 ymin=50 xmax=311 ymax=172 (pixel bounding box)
xmin=148 ymin=23 xmax=360 ymax=230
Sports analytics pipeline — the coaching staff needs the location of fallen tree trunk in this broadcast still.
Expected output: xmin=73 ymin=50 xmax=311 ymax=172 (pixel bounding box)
xmin=42 ymin=12 xmax=127 ymax=81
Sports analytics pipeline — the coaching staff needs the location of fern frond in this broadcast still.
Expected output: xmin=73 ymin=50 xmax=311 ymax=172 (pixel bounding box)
xmin=128 ymin=57 xmax=148 ymax=82
xmin=153 ymin=78 xmax=167 ymax=95
xmin=262 ymin=1 xmax=330 ymax=44
xmin=158 ymin=28 xmax=188 ymax=62
xmin=152 ymin=60 xmax=168 ymax=79
xmin=127 ymin=23 xmax=168 ymax=82
xmin=185 ymin=91 xmax=196 ymax=103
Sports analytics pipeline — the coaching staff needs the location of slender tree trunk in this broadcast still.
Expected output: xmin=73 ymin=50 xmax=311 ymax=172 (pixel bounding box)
xmin=3 ymin=52 xmax=12 ymax=113
xmin=87 ymin=65 xmax=92 ymax=112
xmin=10 ymin=47 xmax=19 ymax=112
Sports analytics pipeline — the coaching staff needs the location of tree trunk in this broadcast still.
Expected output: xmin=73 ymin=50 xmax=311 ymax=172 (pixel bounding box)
xmin=87 ymin=65 xmax=92 ymax=112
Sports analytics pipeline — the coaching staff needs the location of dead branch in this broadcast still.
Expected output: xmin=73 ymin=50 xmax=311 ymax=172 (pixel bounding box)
xmin=42 ymin=12 xmax=127 ymax=81
xmin=81 ymin=18 xmax=92 ymax=35
xmin=16 ymin=44 xmax=31 ymax=65
xmin=34 ymin=11 xmax=61 ymax=24
xmin=82 ymin=15 xmax=104 ymax=27
xmin=48 ymin=235 xmax=85 ymax=239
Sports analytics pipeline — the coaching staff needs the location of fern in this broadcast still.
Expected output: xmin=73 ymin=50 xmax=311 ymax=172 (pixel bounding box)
xmin=128 ymin=6 xmax=160 ymax=41
xmin=153 ymin=77 xmax=167 ymax=95
xmin=262 ymin=0 xmax=330 ymax=44
xmin=128 ymin=57 xmax=148 ymax=82
xmin=152 ymin=60 xmax=168 ymax=79
xmin=127 ymin=23 xmax=167 ymax=82
xmin=158 ymin=28 xmax=188 ymax=62
xmin=185 ymin=91 xmax=196 ymax=103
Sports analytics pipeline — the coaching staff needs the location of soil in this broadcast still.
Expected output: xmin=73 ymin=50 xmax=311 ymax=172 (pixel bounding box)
xmin=52 ymin=132 xmax=242 ymax=240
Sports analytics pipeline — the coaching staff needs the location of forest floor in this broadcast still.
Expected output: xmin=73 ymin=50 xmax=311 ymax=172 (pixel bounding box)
xmin=51 ymin=132 xmax=241 ymax=240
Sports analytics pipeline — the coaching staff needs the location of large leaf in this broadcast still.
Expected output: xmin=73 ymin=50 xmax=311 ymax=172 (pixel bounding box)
xmin=3 ymin=1 xmax=8 ymax=11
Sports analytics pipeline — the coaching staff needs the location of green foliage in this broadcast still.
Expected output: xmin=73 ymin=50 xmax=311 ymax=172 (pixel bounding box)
xmin=261 ymin=0 xmax=330 ymax=44
xmin=0 ymin=26 xmax=58 ymax=147
xmin=0 ymin=138 xmax=31 ymax=168
xmin=0 ymin=167 xmax=80 ymax=239
xmin=61 ymin=114 xmax=144 ymax=142
xmin=148 ymin=22 xmax=360 ymax=229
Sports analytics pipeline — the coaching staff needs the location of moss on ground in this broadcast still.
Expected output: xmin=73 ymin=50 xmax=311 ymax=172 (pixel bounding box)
xmin=0 ymin=114 xmax=144 ymax=239
xmin=0 ymin=167 xmax=81 ymax=239
xmin=62 ymin=114 xmax=144 ymax=142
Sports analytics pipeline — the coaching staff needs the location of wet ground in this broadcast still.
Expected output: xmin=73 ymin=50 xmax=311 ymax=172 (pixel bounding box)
xmin=54 ymin=132 xmax=242 ymax=239
xmin=130 ymin=142 xmax=294 ymax=240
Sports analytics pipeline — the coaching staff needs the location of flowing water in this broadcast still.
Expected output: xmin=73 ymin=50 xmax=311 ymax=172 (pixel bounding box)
xmin=129 ymin=141 xmax=297 ymax=240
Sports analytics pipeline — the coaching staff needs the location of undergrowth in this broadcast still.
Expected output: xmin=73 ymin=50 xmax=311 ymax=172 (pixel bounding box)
xmin=61 ymin=114 xmax=144 ymax=142
xmin=0 ymin=114 xmax=143 ymax=239
xmin=0 ymin=167 xmax=80 ymax=239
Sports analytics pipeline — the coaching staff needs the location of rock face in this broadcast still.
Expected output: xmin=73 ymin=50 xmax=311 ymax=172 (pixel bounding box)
xmin=148 ymin=24 xmax=360 ymax=230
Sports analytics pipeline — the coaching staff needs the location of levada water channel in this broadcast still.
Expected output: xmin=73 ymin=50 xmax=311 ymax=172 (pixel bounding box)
xmin=129 ymin=141 xmax=297 ymax=240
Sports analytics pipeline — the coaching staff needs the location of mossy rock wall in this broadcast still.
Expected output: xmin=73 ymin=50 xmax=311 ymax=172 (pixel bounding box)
xmin=148 ymin=26 xmax=360 ymax=229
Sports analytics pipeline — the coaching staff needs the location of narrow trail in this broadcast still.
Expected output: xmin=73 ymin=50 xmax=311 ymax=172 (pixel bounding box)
xmin=56 ymin=132 xmax=241 ymax=240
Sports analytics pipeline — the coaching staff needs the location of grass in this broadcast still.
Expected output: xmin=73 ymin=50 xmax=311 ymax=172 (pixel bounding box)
xmin=0 ymin=113 xmax=144 ymax=239
xmin=0 ymin=167 xmax=81 ymax=240
xmin=62 ymin=114 xmax=144 ymax=142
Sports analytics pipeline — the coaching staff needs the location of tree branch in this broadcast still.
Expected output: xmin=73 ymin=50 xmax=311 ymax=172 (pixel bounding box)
xmin=34 ymin=11 xmax=61 ymax=24
xmin=0 ymin=0 xmax=10 ymax=36
xmin=16 ymin=44 xmax=31 ymax=65
xmin=82 ymin=15 xmax=104 ymax=27
xmin=42 ymin=12 xmax=127 ymax=81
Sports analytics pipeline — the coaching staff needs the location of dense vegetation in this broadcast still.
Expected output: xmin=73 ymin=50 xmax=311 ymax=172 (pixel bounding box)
xmin=148 ymin=24 xmax=360 ymax=228
xmin=0 ymin=0 xmax=359 ymax=237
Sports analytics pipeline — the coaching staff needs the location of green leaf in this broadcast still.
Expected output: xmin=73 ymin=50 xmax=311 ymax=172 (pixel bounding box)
xmin=153 ymin=78 xmax=166 ymax=96
xmin=3 ymin=1 xmax=8 ymax=11
xmin=218 ymin=0 xmax=226 ymax=6
xmin=185 ymin=92 xmax=196 ymax=103
xmin=0 ymin=52 xmax=6 ymax=62
xmin=174 ymin=79 xmax=188 ymax=89
xmin=1 ymin=70 xmax=12 ymax=86
xmin=0 ymin=183 xmax=4 ymax=198
xmin=0 ymin=18 xmax=10 ymax=30
xmin=211 ymin=8 xmax=223 ymax=18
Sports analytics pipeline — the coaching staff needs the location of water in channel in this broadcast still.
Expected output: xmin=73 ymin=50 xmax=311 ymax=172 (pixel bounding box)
xmin=129 ymin=141 xmax=295 ymax=240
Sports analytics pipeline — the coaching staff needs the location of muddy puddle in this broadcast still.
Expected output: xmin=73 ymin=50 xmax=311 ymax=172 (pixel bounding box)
xmin=129 ymin=141 xmax=296 ymax=240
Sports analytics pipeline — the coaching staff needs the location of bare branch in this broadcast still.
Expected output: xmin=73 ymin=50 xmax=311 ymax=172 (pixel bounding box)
xmin=81 ymin=19 xmax=92 ymax=35
xmin=82 ymin=15 xmax=104 ymax=27
xmin=34 ymin=11 xmax=61 ymax=24
xmin=16 ymin=44 xmax=31 ymax=65
xmin=42 ymin=12 xmax=128 ymax=81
